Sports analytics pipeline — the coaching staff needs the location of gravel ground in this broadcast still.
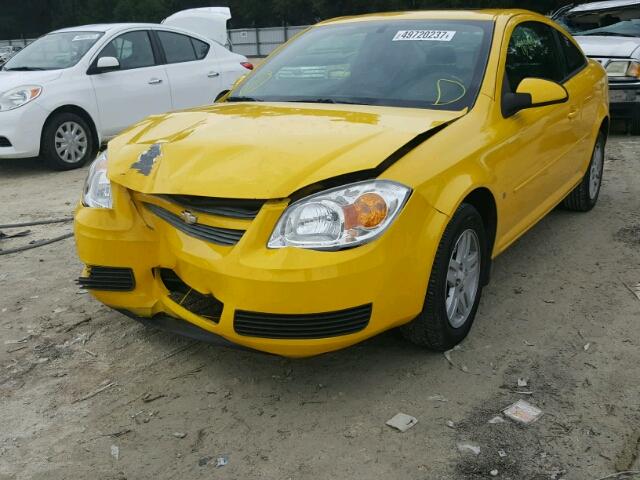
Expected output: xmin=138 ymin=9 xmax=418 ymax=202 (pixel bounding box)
xmin=0 ymin=133 xmax=639 ymax=480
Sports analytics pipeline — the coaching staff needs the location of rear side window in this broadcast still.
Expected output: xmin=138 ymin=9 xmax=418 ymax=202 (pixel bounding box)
xmin=558 ymin=32 xmax=587 ymax=76
xmin=158 ymin=31 xmax=204 ymax=64
xmin=505 ymin=22 xmax=565 ymax=92
xmin=191 ymin=37 xmax=210 ymax=60
xmin=97 ymin=31 xmax=155 ymax=70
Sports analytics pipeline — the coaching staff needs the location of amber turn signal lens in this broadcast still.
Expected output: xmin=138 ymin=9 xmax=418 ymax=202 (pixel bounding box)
xmin=343 ymin=193 xmax=388 ymax=229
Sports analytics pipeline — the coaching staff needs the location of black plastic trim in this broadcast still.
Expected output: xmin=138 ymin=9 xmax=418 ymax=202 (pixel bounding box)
xmin=156 ymin=194 xmax=265 ymax=219
xmin=77 ymin=266 xmax=135 ymax=292
xmin=234 ymin=304 xmax=372 ymax=339
xmin=144 ymin=202 xmax=245 ymax=246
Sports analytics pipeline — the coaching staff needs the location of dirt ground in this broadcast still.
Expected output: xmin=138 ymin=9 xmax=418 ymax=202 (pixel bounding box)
xmin=1 ymin=132 xmax=639 ymax=480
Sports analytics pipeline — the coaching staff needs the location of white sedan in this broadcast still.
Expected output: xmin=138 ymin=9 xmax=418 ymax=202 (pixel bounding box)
xmin=0 ymin=20 xmax=251 ymax=169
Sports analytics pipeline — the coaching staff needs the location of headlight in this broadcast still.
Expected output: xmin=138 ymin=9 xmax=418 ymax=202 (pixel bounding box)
xmin=0 ymin=85 xmax=42 ymax=112
xmin=605 ymin=61 xmax=640 ymax=78
xmin=83 ymin=151 xmax=112 ymax=209
xmin=268 ymin=180 xmax=412 ymax=250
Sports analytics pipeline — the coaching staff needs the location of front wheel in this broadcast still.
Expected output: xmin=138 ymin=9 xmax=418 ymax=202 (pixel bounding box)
xmin=562 ymin=131 xmax=605 ymax=212
xmin=401 ymin=204 xmax=487 ymax=351
xmin=41 ymin=112 xmax=96 ymax=171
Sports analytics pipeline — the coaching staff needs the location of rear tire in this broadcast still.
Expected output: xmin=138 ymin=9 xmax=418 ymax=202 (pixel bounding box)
xmin=41 ymin=112 xmax=96 ymax=171
xmin=401 ymin=204 xmax=487 ymax=351
xmin=631 ymin=109 xmax=640 ymax=136
xmin=562 ymin=131 xmax=605 ymax=212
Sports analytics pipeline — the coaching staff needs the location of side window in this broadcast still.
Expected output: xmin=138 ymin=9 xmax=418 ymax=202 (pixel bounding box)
xmin=97 ymin=31 xmax=155 ymax=70
xmin=158 ymin=31 xmax=197 ymax=64
xmin=558 ymin=32 xmax=587 ymax=76
xmin=191 ymin=37 xmax=210 ymax=60
xmin=505 ymin=22 xmax=565 ymax=92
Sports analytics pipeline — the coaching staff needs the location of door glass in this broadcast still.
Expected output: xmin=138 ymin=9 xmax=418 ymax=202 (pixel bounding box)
xmin=191 ymin=38 xmax=210 ymax=60
xmin=97 ymin=31 xmax=155 ymax=70
xmin=158 ymin=31 xmax=197 ymax=64
xmin=505 ymin=22 xmax=564 ymax=92
xmin=558 ymin=33 xmax=587 ymax=76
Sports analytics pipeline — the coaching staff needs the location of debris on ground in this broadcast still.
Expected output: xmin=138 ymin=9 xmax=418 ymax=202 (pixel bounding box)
xmin=386 ymin=413 xmax=418 ymax=432
xmin=517 ymin=378 xmax=528 ymax=388
xmin=173 ymin=432 xmax=187 ymax=439
xmin=428 ymin=394 xmax=448 ymax=403
xmin=488 ymin=416 xmax=506 ymax=424
xmin=446 ymin=420 xmax=456 ymax=429
xmin=498 ymin=450 xmax=507 ymax=458
xmin=72 ymin=381 xmax=116 ymax=404
xmin=584 ymin=343 xmax=591 ymax=351
xmin=110 ymin=445 xmax=120 ymax=460
xmin=457 ymin=443 xmax=481 ymax=456
xmin=622 ymin=281 xmax=640 ymax=301
xmin=142 ymin=393 xmax=166 ymax=403
xmin=503 ymin=399 xmax=543 ymax=425
xmin=215 ymin=456 xmax=229 ymax=468
xmin=490 ymin=469 xmax=499 ymax=476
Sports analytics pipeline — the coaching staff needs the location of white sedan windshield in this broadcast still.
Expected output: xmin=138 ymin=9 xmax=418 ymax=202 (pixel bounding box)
xmin=3 ymin=31 xmax=103 ymax=71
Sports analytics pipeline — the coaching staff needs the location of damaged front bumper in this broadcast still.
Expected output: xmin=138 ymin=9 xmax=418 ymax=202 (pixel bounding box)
xmin=74 ymin=183 xmax=448 ymax=358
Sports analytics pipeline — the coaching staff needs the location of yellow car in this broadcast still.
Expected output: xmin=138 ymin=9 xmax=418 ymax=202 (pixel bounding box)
xmin=75 ymin=10 xmax=609 ymax=358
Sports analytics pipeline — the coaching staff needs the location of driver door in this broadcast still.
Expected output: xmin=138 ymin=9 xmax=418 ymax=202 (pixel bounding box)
xmin=490 ymin=19 xmax=580 ymax=252
xmin=89 ymin=30 xmax=172 ymax=138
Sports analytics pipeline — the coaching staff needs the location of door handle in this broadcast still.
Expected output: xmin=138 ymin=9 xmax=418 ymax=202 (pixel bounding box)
xmin=568 ymin=107 xmax=579 ymax=119
xmin=148 ymin=78 xmax=163 ymax=85
xmin=208 ymin=72 xmax=220 ymax=78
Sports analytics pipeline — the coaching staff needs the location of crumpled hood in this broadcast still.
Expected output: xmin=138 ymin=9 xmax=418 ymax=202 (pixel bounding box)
xmin=574 ymin=35 xmax=640 ymax=58
xmin=0 ymin=70 xmax=64 ymax=93
xmin=107 ymin=102 xmax=464 ymax=199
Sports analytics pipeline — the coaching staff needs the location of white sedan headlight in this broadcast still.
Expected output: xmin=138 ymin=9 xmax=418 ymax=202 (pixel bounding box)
xmin=83 ymin=151 xmax=112 ymax=209
xmin=0 ymin=85 xmax=42 ymax=112
xmin=268 ymin=180 xmax=412 ymax=250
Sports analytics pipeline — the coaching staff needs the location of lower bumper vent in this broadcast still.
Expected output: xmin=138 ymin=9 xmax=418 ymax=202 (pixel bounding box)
xmin=159 ymin=269 xmax=223 ymax=324
xmin=77 ymin=266 xmax=135 ymax=291
xmin=234 ymin=304 xmax=372 ymax=339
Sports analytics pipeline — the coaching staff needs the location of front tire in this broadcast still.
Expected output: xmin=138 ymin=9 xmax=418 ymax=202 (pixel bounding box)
xmin=41 ymin=112 xmax=96 ymax=171
xmin=563 ymin=131 xmax=605 ymax=212
xmin=401 ymin=204 xmax=487 ymax=351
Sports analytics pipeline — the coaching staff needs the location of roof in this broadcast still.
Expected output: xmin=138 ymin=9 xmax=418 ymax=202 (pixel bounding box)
xmin=318 ymin=9 xmax=533 ymax=25
xmin=52 ymin=23 xmax=157 ymax=34
xmin=568 ymin=0 xmax=640 ymax=14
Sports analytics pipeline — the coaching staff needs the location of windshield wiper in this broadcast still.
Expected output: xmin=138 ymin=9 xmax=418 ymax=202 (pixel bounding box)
xmin=582 ymin=32 xmax=636 ymax=37
xmin=3 ymin=67 xmax=47 ymax=71
xmin=283 ymin=98 xmax=366 ymax=106
xmin=226 ymin=96 xmax=262 ymax=102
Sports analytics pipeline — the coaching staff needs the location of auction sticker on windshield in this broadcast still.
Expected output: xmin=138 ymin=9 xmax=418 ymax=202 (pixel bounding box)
xmin=393 ymin=30 xmax=456 ymax=41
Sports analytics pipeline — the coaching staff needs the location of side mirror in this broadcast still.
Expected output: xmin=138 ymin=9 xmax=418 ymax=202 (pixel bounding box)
xmin=502 ymin=78 xmax=569 ymax=118
xmin=94 ymin=56 xmax=120 ymax=73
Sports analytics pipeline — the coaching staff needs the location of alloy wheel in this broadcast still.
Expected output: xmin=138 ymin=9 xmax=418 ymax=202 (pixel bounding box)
xmin=55 ymin=121 xmax=88 ymax=164
xmin=445 ymin=229 xmax=481 ymax=329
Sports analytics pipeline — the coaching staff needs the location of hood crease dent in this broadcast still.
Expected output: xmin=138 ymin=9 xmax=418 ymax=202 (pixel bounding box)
xmin=107 ymin=102 xmax=466 ymax=200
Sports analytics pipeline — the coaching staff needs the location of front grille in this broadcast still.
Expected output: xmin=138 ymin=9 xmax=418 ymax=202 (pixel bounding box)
xmin=234 ymin=304 xmax=372 ymax=339
xmin=157 ymin=195 xmax=265 ymax=219
xmin=144 ymin=202 xmax=245 ymax=246
xmin=0 ymin=137 xmax=12 ymax=147
xmin=159 ymin=269 xmax=223 ymax=323
xmin=77 ymin=266 xmax=135 ymax=291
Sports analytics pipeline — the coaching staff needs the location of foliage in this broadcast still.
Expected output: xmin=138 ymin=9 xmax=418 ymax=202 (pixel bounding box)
xmin=1 ymin=0 xmax=595 ymax=38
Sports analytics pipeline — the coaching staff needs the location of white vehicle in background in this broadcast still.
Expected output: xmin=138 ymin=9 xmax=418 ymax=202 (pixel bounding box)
xmin=553 ymin=0 xmax=640 ymax=133
xmin=0 ymin=46 xmax=22 ymax=67
xmin=0 ymin=8 xmax=253 ymax=170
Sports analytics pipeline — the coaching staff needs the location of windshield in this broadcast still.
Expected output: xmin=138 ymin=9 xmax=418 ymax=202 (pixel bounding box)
xmin=231 ymin=20 xmax=493 ymax=110
xmin=3 ymin=31 xmax=103 ymax=71
xmin=558 ymin=7 xmax=640 ymax=37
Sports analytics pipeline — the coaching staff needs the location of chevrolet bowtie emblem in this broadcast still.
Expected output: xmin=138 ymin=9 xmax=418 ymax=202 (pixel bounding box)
xmin=180 ymin=210 xmax=198 ymax=225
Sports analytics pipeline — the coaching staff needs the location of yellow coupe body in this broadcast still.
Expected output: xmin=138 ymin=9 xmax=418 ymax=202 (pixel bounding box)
xmin=75 ymin=10 xmax=609 ymax=357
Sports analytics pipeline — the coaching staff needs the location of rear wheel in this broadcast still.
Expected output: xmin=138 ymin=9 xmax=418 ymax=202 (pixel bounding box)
xmin=401 ymin=204 xmax=487 ymax=351
xmin=563 ymin=132 xmax=605 ymax=212
xmin=41 ymin=112 xmax=96 ymax=171
xmin=631 ymin=108 xmax=640 ymax=136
